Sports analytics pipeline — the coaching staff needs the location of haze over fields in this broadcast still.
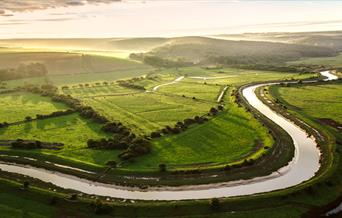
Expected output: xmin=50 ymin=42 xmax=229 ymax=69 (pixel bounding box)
xmin=1 ymin=0 xmax=342 ymax=38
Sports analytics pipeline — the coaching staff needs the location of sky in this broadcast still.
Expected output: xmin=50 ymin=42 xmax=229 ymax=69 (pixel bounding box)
xmin=0 ymin=0 xmax=342 ymax=38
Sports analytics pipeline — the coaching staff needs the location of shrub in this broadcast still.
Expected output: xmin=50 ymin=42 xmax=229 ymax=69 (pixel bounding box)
xmin=106 ymin=160 xmax=117 ymax=167
xmin=159 ymin=163 xmax=167 ymax=172
xmin=210 ymin=107 xmax=219 ymax=115
xmin=23 ymin=181 xmax=30 ymax=189
xmin=151 ymin=131 xmax=162 ymax=138
xmin=210 ymin=198 xmax=220 ymax=210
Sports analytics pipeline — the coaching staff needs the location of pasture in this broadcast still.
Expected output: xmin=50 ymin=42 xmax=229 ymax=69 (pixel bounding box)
xmin=0 ymin=92 xmax=67 ymax=123
xmin=0 ymin=114 xmax=109 ymax=150
xmin=82 ymin=92 xmax=214 ymax=136
xmin=134 ymin=95 xmax=273 ymax=170
xmin=0 ymin=66 xmax=318 ymax=170
xmin=270 ymin=84 xmax=342 ymax=123
xmin=0 ymin=48 xmax=152 ymax=75
xmin=156 ymin=67 xmax=317 ymax=86
xmin=289 ymin=53 xmax=342 ymax=67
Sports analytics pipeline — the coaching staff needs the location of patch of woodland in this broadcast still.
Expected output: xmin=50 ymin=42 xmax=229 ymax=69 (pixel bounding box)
xmin=8 ymin=139 xmax=64 ymax=150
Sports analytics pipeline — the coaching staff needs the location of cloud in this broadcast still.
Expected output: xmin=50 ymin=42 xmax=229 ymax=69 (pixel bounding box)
xmin=0 ymin=0 xmax=121 ymax=12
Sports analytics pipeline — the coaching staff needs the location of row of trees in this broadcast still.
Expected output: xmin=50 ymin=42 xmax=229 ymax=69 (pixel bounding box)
xmin=11 ymin=139 xmax=64 ymax=150
xmin=232 ymin=63 xmax=326 ymax=73
xmin=35 ymin=109 xmax=74 ymax=120
xmin=0 ymin=122 xmax=9 ymax=128
xmin=0 ymin=63 xmax=47 ymax=81
xmin=61 ymin=81 xmax=114 ymax=90
xmin=130 ymin=53 xmax=192 ymax=68
xmin=87 ymin=136 xmax=152 ymax=161
xmin=150 ymin=106 xmax=223 ymax=139
xmin=117 ymin=77 xmax=146 ymax=90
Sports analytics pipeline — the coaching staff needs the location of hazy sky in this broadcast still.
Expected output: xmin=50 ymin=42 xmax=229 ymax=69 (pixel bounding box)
xmin=1 ymin=0 xmax=342 ymax=38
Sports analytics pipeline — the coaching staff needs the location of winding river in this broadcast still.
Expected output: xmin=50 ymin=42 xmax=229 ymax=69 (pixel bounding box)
xmin=0 ymin=71 xmax=337 ymax=200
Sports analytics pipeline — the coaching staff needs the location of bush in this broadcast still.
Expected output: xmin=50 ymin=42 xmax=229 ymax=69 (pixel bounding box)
xmin=159 ymin=163 xmax=167 ymax=172
xmin=23 ymin=181 xmax=30 ymax=189
xmin=151 ymin=131 xmax=162 ymax=138
xmin=210 ymin=198 xmax=220 ymax=210
xmin=210 ymin=107 xmax=219 ymax=115
xmin=11 ymin=139 xmax=42 ymax=149
xmin=49 ymin=196 xmax=58 ymax=205
xmin=106 ymin=160 xmax=117 ymax=168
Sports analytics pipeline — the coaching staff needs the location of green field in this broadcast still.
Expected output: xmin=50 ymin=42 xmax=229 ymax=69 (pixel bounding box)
xmin=82 ymin=92 xmax=214 ymax=136
xmin=289 ymin=52 xmax=342 ymax=67
xmin=60 ymin=83 xmax=140 ymax=98
xmin=0 ymin=67 xmax=316 ymax=170
xmin=158 ymin=82 xmax=222 ymax=102
xmin=270 ymin=84 xmax=342 ymax=123
xmin=156 ymin=67 xmax=316 ymax=86
xmin=0 ymin=48 xmax=152 ymax=75
xmin=0 ymin=92 xmax=68 ymax=123
xmin=136 ymin=98 xmax=272 ymax=170
xmin=0 ymin=113 xmax=109 ymax=149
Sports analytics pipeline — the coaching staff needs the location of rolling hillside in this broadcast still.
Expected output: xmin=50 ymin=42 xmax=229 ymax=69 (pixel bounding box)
xmin=215 ymin=31 xmax=342 ymax=51
xmin=0 ymin=49 xmax=152 ymax=75
xmin=142 ymin=36 xmax=337 ymax=65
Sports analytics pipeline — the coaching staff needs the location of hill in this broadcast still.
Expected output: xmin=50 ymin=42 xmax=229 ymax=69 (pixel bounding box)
xmin=0 ymin=49 xmax=152 ymax=76
xmin=215 ymin=31 xmax=342 ymax=51
xmin=140 ymin=36 xmax=337 ymax=66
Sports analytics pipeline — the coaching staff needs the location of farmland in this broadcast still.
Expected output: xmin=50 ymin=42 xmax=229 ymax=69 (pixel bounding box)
xmin=270 ymin=83 xmax=342 ymax=123
xmin=0 ymin=48 xmax=152 ymax=75
xmin=1 ymin=1 xmax=342 ymax=216
xmin=0 ymin=35 xmax=340 ymax=217
xmin=289 ymin=53 xmax=342 ymax=67
xmin=0 ymin=92 xmax=67 ymax=123
xmin=0 ymin=63 xmax=315 ymax=170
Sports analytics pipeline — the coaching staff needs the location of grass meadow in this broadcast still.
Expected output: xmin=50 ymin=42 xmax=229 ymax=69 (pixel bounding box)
xmin=271 ymin=84 xmax=342 ymax=123
xmin=0 ymin=92 xmax=68 ymax=123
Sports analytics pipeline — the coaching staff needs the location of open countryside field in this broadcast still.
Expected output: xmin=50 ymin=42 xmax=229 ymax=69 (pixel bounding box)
xmin=0 ymin=113 xmax=109 ymax=150
xmin=137 ymin=94 xmax=273 ymax=170
xmin=0 ymin=67 xmax=307 ymax=170
xmin=289 ymin=52 xmax=342 ymax=67
xmin=81 ymin=92 xmax=214 ymax=136
xmin=156 ymin=67 xmax=317 ymax=86
xmin=0 ymin=48 xmax=152 ymax=75
xmin=1 ymin=1 xmax=342 ymax=217
xmin=270 ymin=84 xmax=342 ymax=123
xmin=0 ymin=92 xmax=68 ymax=123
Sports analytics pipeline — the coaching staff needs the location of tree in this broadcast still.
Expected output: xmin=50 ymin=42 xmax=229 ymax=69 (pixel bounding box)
xmin=70 ymin=193 xmax=78 ymax=200
xmin=159 ymin=163 xmax=167 ymax=172
xmin=106 ymin=160 xmax=117 ymax=168
xmin=49 ymin=196 xmax=58 ymax=205
xmin=210 ymin=107 xmax=219 ymax=115
xmin=210 ymin=198 xmax=220 ymax=210
xmin=25 ymin=116 xmax=32 ymax=121
xmin=23 ymin=181 xmax=30 ymax=189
